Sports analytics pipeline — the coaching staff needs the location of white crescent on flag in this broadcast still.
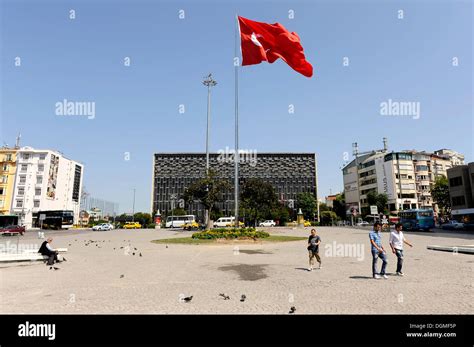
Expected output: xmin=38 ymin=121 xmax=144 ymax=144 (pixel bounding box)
xmin=250 ymin=32 xmax=263 ymax=47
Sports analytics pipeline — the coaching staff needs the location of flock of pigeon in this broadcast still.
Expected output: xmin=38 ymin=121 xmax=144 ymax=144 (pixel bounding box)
xmin=48 ymin=238 xmax=297 ymax=314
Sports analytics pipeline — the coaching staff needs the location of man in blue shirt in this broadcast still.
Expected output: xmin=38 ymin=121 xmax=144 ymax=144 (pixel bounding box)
xmin=369 ymin=222 xmax=388 ymax=279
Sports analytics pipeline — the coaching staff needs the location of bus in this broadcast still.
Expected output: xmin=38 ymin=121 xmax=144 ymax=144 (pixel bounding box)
xmin=0 ymin=215 xmax=19 ymax=228
xmin=399 ymin=209 xmax=435 ymax=231
xmin=165 ymin=215 xmax=195 ymax=228
xmin=451 ymin=208 xmax=474 ymax=231
xmin=34 ymin=210 xmax=74 ymax=230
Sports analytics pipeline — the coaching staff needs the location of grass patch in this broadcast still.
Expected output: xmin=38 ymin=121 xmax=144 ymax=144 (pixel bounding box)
xmin=152 ymin=235 xmax=307 ymax=245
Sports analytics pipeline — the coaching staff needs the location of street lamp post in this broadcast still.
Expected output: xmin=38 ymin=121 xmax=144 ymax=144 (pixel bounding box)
xmin=132 ymin=188 xmax=136 ymax=222
xmin=203 ymin=73 xmax=217 ymax=229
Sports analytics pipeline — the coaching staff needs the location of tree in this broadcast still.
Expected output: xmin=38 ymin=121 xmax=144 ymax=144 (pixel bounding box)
xmin=320 ymin=211 xmax=337 ymax=226
xmin=367 ymin=191 xmax=388 ymax=215
xmin=183 ymin=170 xmax=231 ymax=230
xmin=240 ymin=178 xmax=279 ymax=227
xmin=333 ymin=193 xmax=346 ymax=220
xmin=133 ymin=212 xmax=152 ymax=227
xmin=431 ymin=175 xmax=451 ymax=216
xmin=297 ymin=192 xmax=318 ymax=219
xmin=270 ymin=203 xmax=291 ymax=226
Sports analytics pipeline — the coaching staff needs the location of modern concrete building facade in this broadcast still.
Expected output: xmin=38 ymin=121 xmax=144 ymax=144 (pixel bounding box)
xmin=151 ymin=152 xmax=318 ymax=220
xmin=447 ymin=163 xmax=473 ymax=210
xmin=10 ymin=147 xmax=84 ymax=228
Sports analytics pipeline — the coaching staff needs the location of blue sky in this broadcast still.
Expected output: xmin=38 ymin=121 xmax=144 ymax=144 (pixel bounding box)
xmin=1 ymin=0 xmax=472 ymax=213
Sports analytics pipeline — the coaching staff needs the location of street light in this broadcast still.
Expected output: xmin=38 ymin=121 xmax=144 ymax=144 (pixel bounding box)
xmin=202 ymin=73 xmax=217 ymax=174
xmin=132 ymin=188 xmax=136 ymax=222
xmin=202 ymin=73 xmax=217 ymax=228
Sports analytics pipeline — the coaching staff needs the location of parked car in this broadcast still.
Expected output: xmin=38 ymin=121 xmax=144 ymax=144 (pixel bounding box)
xmin=123 ymin=222 xmax=142 ymax=229
xmin=441 ymin=220 xmax=465 ymax=230
xmin=0 ymin=225 xmax=25 ymax=236
xmin=92 ymin=223 xmax=112 ymax=231
xmin=357 ymin=221 xmax=370 ymax=227
xmin=182 ymin=221 xmax=200 ymax=231
xmin=259 ymin=220 xmax=276 ymax=227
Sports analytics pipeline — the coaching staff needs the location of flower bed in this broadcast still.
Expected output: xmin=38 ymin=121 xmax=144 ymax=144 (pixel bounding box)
xmin=191 ymin=228 xmax=270 ymax=240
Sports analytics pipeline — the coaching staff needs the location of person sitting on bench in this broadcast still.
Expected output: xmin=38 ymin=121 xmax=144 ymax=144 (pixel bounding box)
xmin=38 ymin=237 xmax=60 ymax=265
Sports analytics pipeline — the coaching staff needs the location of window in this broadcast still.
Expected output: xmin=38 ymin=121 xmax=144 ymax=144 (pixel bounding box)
xmin=38 ymin=164 xmax=44 ymax=172
xmin=23 ymin=153 xmax=30 ymax=160
xmin=6 ymin=154 xmax=12 ymax=161
xmin=34 ymin=200 xmax=40 ymax=208
xmin=0 ymin=187 xmax=3 ymax=195
xmin=2 ymin=164 xmax=8 ymax=171
xmin=19 ymin=175 xmax=26 ymax=184
xmin=449 ymin=176 xmax=462 ymax=187
xmin=452 ymin=196 xmax=466 ymax=206
xmin=16 ymin=200 xmax=23 ymax=208
xmin=0 ymin=199 xmax=3 ymax=207
xmin=18 ymin=187 xmax=25 ymax=196
xmin=20 ymin=164 xmax=27 ymax=172
xmin=36 ymin=176 xmax=43 ymax=184
xmin=416 ymin=165 xmax=429 ymax=171
xmin=35 ymin=188 xmax=41 ymax=196
xmin=39 ymin=154 xmax=46 ymax=160
xmin=1 ymin=175 xmax=6 ymax=183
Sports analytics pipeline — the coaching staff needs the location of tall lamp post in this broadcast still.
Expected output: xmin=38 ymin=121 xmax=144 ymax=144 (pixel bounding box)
xmin=132 ymin=188 xmax=136 ymax=222
xmin=203 ymin=73 xmax=217 ymax=228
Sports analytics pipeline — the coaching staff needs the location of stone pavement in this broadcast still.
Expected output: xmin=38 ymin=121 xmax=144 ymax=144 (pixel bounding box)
xmin=0 ymin=227 xmax=472 ymax=314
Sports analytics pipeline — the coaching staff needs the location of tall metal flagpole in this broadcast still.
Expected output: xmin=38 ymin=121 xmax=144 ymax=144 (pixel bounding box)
xmin=234 ymin=15 xmax=240 ymax=227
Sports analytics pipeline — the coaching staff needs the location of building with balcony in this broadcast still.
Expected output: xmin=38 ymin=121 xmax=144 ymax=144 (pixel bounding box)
xmin=10 ymin=147 xmax=84 ymax=228
xmin=0 ymin=147 xmax=19 ymax=215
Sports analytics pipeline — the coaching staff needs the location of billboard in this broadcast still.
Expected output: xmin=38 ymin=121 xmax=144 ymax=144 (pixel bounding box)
xmin=375 ymin=157 xmax=395 ymax=200
xmin=46 ymin=154 xmax=59 ymax=199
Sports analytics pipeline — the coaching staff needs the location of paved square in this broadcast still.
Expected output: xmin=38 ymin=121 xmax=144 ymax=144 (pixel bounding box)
xmin=1 ymin=227 xmax=472 ymax=314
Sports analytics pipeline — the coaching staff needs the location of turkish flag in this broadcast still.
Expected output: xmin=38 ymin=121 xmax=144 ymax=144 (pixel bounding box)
xmin=238 ymin=16 xmax=313 ymax=77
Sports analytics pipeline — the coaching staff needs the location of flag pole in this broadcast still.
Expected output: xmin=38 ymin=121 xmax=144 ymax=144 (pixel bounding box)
xmin=234 ymin=15 xmax=239 ymax=227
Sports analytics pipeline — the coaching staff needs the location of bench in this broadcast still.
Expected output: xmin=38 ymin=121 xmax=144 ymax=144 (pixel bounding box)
xmin=0 ymin=248 xmax=68 ymax=263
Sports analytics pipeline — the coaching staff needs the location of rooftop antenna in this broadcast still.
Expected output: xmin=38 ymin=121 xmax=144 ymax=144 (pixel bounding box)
xmin=383 ymin=137 xmax=388 ymax=152
xmin=15 ymin=133 xmax=21 ymax=148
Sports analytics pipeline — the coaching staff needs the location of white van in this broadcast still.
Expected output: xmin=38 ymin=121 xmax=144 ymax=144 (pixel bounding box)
xmin=165 ymin=215 xmax=195 ymax=228
xmin=213 ymin=217 xmax=236 ymax=228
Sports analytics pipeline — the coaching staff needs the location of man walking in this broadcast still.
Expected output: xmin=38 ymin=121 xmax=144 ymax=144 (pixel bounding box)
xmin=369 ymin=222 xmax=388 ymax=279
xmin=389 ymin=223 xmax=413 ymax=276
xmin=307 ymin=229 xmax=322 ymax=271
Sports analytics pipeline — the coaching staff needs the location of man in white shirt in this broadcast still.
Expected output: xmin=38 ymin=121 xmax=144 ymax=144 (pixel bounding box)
xmin=389 ymin=223 xmax=413 ymax=276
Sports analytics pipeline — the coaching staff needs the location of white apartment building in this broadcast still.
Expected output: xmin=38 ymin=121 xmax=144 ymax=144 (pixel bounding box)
xmin=10 ymin=147 xmax=83 ymax=228
xmin=342 ymin=148 xmax=464 ymax=215
xmin=434 ymin=149 xmax=465 ymax=167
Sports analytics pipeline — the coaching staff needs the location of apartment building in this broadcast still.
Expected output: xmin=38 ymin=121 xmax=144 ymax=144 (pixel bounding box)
xmin=342 ymin=146 xmax=465 ymax=215
xmin=10 ymin=147 xmax=84 ymax=228
xmin=0 ymin=147 xmax=19 ymax=215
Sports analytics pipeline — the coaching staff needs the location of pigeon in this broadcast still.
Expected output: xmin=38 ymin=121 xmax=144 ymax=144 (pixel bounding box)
xmin=240 ymin=295 xmax=246 ymax=302
xmin=120 ymin=274 xmax=124 ymax=278
xmin=166 ymin=245 xmax=168 ymax=249
xmin=289 ymin=306 xmax=296 ymax=314
xmin=120 ymin=247 xmax=124 ymax=249
xmin=49 ymin=267 xmax=53 ymax=270
xmin=113 ymin=248 xmax=116 ymax=250
xmin=183 ymin=296 xmax=193 ymax=303
xmin=62 ymin=257 xmax=67 ymax=262
xmin=219 ymin=293 xmax=230 ymax=300
xmin=53 ymin=267 xmax=60 ymax=271
xmin=132 ymin=252 xmax=135 ymax=256
xmin=68 ymin=244 xmax=71 ymax=246
xmin=134 ymin=248 xmax=137 ymax=251
xmin=139 ymin=253 xmax=142 ymax=257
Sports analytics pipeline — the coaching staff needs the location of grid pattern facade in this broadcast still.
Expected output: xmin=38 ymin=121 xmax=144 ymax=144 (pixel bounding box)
xmin=152 ymin=153 xmax=317 ymax=218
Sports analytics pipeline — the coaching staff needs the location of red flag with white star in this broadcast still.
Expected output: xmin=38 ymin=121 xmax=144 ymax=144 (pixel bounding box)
xmin=238 ymin=16 xmax=313 ymax=77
